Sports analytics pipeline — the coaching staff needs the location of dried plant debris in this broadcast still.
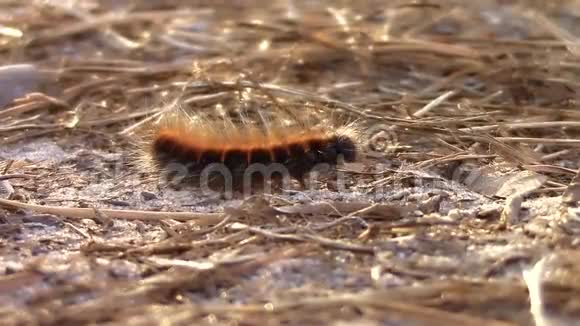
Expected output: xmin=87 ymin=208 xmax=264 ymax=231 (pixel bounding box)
xmin=1 ymin=0 xmax=580 ymax=325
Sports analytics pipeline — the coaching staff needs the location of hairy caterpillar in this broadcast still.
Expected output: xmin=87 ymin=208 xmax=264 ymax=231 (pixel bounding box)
xmin=136 ymin=103 xmax=360 ymax=193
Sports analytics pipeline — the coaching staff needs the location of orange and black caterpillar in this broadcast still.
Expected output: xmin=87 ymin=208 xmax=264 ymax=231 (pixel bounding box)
xmin=137 ymin=107 xmax=359 ymax=191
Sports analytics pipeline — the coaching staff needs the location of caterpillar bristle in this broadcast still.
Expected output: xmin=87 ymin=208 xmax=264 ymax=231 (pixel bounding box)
xmin=135 ymin=106 xmax=360 ymax=193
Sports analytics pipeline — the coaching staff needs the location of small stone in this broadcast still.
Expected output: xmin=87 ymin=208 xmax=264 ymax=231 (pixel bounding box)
xmin=0 ymin=64 xmax=46 ymax=108
xmin=476 ymin=207 xmax=502 ymax=220
xmin=107 ymin=199 xmax=130 ymax=207
xmin=81 ymin=219 xmax=97 ymax=227
xmin=141 ymin=191 xmax=157 ymax=201
xmin=448 ymin=209 xmax=462 ymax=220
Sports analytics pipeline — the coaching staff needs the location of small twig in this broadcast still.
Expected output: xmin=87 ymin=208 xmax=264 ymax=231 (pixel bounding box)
xmin=0 ymin=198 xmax=224 ymax=224
xmin=460 ymin=121 xmax=580 ymax=132
xmin=413 ymin=90 xmax=456 ymax=118
xmin=0 ymin=174 xmax=35 ymax=181
xmin=64 ymin=222 xmax=91 ymax=239
xmin=0 ymin=93 xmax=68 ymax=119
xmin=494 ymin=137 xmax=580 ymax=146
xmin=1 ymin=161 xmax=14 ymax=175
